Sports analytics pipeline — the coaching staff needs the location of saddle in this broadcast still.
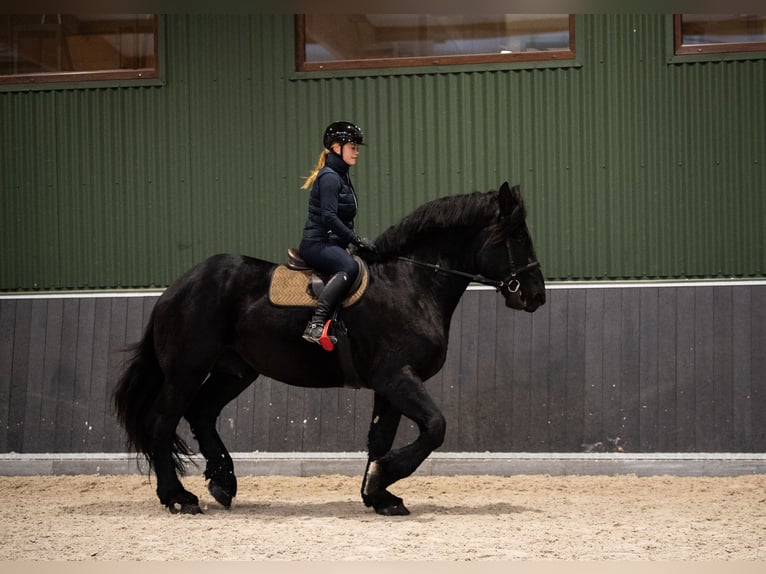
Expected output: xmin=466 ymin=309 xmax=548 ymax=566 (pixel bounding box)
xmin=268 ymin=248 xmax=369 ymax=308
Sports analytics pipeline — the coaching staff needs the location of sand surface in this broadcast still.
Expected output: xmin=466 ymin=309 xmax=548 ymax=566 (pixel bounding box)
xmin=1 ymin=473 xmax=765 ymax=561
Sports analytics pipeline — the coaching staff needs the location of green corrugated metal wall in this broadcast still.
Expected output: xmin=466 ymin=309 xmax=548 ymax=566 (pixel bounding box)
xmin=1 ymin=14 xmax=764 ymax=291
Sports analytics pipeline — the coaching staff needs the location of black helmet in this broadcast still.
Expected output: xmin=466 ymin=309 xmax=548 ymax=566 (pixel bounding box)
xmin=323 ymin=121 xmax=365 ymax=149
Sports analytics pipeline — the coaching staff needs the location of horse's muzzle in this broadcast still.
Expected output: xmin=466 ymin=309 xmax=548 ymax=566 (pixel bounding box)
xmin=504 ymin=285 xmax=545 ymax=312
xmin=522 ymin=289 xmax=546 ymax=312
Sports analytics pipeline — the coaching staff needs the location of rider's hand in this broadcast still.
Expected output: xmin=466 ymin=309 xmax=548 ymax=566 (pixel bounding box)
xmin=355 ymin=236 xmax=377 ymax=254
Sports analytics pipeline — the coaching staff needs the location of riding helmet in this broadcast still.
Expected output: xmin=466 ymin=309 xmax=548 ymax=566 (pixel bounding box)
xmin=323 ymin=121 xmax=365 ymax=149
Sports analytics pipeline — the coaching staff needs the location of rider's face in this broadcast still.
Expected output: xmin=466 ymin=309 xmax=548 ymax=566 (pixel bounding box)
xmin=333 ymin=142 xmax=360 ymax=166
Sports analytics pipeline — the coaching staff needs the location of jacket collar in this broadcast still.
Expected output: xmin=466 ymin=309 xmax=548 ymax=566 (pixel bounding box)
xmin=326 ymin=152 xmax=349 ymax=176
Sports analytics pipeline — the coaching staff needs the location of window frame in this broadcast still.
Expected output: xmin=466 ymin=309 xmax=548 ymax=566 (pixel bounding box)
xmin=0 ymin=14 xmax=163 ymax=91
xmin=295 ymin=14 xmax=577 ymax=74
xmin=671 ymin=14 xmax=766 ymax=60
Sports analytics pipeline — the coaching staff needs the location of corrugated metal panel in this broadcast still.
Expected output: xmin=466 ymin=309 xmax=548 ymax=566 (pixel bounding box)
xmin=1 ymin=14 xmax=764 ymax=291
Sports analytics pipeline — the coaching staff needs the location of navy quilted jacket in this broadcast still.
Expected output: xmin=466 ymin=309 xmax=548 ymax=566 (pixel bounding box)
xmin=301 ymin=152 xmax=358 ymax=246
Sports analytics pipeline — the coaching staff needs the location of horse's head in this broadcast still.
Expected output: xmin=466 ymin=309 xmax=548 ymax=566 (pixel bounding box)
xmin=477 ymin=182 xmax=546 ymax=312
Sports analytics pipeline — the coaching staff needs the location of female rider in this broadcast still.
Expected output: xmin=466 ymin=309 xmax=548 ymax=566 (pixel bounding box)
xmin=298 ymin=121 xmax=375 ymax=346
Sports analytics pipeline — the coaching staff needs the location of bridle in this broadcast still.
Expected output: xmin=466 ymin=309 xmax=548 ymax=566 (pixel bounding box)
xmin=395 ymin=228 xmax=540 ymax=297
xmin=499 ymin=229 xmax=541 ymax=295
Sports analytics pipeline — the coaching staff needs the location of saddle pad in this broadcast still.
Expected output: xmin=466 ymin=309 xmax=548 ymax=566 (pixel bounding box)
xmin=269 ymin=261 xmax=369 ymax=308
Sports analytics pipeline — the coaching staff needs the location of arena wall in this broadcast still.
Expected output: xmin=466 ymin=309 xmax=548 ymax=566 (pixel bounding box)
xmin=2 ymin=283 xmax=764 ymax=458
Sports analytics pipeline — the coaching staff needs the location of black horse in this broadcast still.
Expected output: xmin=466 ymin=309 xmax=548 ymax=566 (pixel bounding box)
xmin=113 ymin=182 xmax=545 ymax=516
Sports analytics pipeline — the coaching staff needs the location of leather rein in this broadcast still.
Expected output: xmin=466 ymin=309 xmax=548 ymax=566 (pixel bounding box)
xmin=395 ymin=237 xmax=540 ymax=296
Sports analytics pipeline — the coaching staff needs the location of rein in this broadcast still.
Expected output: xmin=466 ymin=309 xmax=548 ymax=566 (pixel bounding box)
xmin=395 ymin=253 xmax=540 ymax=295
xmin=391 ymin=219 xmax=541 ymax=297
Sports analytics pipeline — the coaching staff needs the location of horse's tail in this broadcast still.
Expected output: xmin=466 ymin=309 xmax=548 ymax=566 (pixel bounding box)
xmin=112 ymin=309 xmax=191 ymax=474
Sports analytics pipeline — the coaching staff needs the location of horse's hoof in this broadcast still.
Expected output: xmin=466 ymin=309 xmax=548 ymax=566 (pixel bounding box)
xmin=169 ymin=501 xmax=204 ymax=515
xmin=208 ymin=481 xmax=234 ymax=509
xmin=375 ymin=502 xmax=410 ymax=516
xmin=365 ymin=489 xmax=410 ymax=516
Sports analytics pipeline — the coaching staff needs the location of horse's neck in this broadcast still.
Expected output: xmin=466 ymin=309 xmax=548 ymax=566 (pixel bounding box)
xmin=403 ymin=229 xmax=479 ymax=316
xmin=409 ymin=228 xmax=478 ymax=270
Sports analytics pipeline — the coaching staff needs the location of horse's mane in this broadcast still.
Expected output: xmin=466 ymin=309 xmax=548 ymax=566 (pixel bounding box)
xmin=374 ymin=190 xmax=499 ymax=257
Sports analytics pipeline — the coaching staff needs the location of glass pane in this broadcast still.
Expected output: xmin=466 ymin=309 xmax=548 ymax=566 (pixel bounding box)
xmin=304 ymin=15 xmax=570 ymax=63
xmin=681 ymin=14 xmax=766 ymax=45
xmin=0 ymin=14 xmax=156 ymax=77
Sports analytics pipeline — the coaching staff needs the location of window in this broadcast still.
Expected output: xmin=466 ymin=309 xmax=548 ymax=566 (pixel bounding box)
xmin=674 ymin=14 xmax=766 ymax=55
xmin=0 ymin=14 xmax=159 ymax=86
xmin=296 ymin=14 xmax=575 ymax=72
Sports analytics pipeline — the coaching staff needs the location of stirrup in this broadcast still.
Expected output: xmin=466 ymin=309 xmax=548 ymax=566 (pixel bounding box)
xmin=302 ymin=319 xmax=337 ymax=351
xmin=319 ymin=320 xmax=337 ymax=351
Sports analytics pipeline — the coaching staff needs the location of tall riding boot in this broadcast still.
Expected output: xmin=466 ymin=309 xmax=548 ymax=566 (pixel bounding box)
xmin=302 ymin=271 xmax=351 ymax=346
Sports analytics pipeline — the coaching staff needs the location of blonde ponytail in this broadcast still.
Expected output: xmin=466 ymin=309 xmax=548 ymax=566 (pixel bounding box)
xmin=301 ymin=149 xmax=329 ymax=190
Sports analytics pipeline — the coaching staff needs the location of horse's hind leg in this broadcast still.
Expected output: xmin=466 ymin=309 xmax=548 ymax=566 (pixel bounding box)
xmin=364 ymin=366 xmax=446 ymax=516
xmin=152 ymin=373 xmax=208 ymax=514
xmin=185 ymin=370 xmax=257 ymax=509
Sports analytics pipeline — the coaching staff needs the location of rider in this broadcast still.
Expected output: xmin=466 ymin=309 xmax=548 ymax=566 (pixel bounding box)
xmin=299 ymin=121 xmax=376 ymax=346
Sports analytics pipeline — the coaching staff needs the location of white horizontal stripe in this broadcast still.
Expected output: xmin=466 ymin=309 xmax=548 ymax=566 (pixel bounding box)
xmin=474 ymin=279 xmax=766 ymax=290
xmin=1 ymin=452 xmax=764 ymax=462
xmin=1 ymin=279 xmax=765 ymax=300
xmin=0 ymin=290 xmax=165 ymax=300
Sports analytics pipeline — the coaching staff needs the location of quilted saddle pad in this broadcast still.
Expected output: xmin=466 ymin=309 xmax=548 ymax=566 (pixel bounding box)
xmin=268 ymin=260 xmax=369 ymax=308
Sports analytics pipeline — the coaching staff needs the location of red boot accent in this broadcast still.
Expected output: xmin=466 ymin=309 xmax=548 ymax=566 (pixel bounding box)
xmin=318 ymin=320 xmax=335 ymax=351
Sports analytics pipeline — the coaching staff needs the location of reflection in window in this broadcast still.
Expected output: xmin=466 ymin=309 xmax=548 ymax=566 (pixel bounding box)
xmin=0 ymin=14 xmax=158 ymax=85
xmin=675 ymin=14 xmax=766 ymax=54
xmin=298 ymin=15 xmax=574 ymax=71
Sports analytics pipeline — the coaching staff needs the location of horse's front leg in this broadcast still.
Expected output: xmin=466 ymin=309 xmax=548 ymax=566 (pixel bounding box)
xmin=361 ymin=393 xmax=403 ymax=513
xmin=363 ymin=365 xmax=446 ymax=516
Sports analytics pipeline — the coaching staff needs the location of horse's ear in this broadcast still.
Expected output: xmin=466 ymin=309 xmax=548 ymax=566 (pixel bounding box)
xmin=499 ymin=181 xmax=515 ymax=213
xmin=499 ymin=182 xmax=522 ymax=214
